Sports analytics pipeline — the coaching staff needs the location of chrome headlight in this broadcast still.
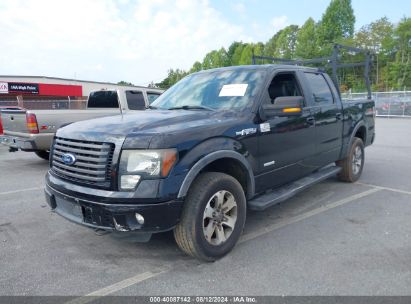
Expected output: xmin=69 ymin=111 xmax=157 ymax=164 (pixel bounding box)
xmin=119 ymin=149 xmax=177 ymax=190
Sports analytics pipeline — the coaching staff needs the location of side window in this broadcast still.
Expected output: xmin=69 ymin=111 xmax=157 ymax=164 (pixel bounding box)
xmin=88 ymin=91 xmax=119 ymax=108
xmin=267 ymin=73 xmax=302 ymax=104
xmin=305 ymin=73 xmax=334 ymax=104
xmin=147 ymin=92 xmax=161 ymax=104
xmin=126 ymin=91 xmax=146 ymax=110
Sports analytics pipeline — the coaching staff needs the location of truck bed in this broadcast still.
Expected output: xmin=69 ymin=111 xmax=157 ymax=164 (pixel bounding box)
xmin=2 ymin=108 xmax=120 ymax=134
xmin=1 ymin=108 xmax=121 ymax=151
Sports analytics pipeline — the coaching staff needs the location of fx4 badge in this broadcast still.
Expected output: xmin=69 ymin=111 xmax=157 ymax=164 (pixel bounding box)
xmin=236 ymin=128 xmax=257 ymax=136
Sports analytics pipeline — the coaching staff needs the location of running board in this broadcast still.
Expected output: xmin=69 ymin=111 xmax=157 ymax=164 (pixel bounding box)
xmin=248 ymin=166 xmax=341 ymax=211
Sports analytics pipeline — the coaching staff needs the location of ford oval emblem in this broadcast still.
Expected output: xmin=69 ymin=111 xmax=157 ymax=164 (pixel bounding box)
xmin=61 ymin=153 xmax=76 ymax=165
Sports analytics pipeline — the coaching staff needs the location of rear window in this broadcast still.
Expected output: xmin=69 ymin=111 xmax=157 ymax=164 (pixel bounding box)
xmin=126 ymin=91 xmax=146 ymax=110
xmin=88 ymin=91 xmax=119 ymax=108
xmin=305 ymin=73 xmax=334 ymax=104
xmin=147 ymin=92 xmax=161 ymax=104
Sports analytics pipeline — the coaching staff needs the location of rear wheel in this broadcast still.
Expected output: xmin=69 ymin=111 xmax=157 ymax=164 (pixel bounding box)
xmin=336 ymin=137 xmax=364 ymax=182
xmin=174 ymin=172 xmax=246 ymax=262
xmin=35 ymin=150 xmax=50 ymax=161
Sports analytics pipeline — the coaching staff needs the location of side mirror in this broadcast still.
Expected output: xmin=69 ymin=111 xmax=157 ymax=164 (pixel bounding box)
xmin=261 ymin=96 xmax=304 ymax=118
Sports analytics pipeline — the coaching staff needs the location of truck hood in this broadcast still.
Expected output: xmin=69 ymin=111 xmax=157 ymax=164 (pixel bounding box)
xmin=56 ymin=109 xmax=247 ymax=149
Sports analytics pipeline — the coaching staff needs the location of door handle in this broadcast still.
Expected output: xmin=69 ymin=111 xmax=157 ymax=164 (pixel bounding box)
xmin=306 ymin=116 xmax=315 ymax=125
xmin=336 ymin=113 xmax=342 ymax=120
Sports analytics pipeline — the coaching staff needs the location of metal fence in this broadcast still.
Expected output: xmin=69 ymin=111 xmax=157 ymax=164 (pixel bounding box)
xmin=341 ymin=91 xmax=411 ymax=118
xmin=0 ymin=97 xmax=87 ymax=110
xmin=2 ymin=92 xmax=411 ymax=117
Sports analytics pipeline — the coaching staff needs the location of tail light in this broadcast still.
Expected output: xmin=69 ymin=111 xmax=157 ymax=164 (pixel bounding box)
xmin=26 ymin=113 xmax=39 ymax=134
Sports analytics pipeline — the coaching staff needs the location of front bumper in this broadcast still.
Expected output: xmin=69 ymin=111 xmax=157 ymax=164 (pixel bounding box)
xmin=0 ymin=134 xmax=37 ymax=151
xmin=45 ymin=179 xmax=184 ymax=236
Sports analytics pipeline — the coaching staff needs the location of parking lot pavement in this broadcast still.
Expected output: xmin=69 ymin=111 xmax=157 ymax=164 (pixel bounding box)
xmin=0 ymin=118 xmax=410 ymax=297
xmin=0 ymin=147 xmax=47 ymax=194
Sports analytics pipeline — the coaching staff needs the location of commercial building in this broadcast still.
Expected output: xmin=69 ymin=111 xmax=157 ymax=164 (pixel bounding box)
xmin=0 ymin=75 xmax=145 ymax=109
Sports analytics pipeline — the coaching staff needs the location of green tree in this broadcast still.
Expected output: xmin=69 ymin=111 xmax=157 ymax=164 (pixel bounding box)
xmin=253 ymin=42 xmax=264 ymax=56
xmin=264 ymin=30 xmax=283 ymax=57
xmin=389 ymin=17 xmax=411 ymax=89
xmin=156 ymin=69 xmax=188 ymax=89
xmin=318 ymin=0 xmax=355 ymax=46
xmin=355 ymin=17 xmax=394 ymax=54
xmin=216 ymin=47 xmax=230 ymax=67
xmin=227 ymin=41 xmax=244 ymax=65
xmin=239 ymin=44 xmax=254 ymax=65
xmin=295 ymin=18 xmax=319 ymax=58
xmin=155 ymin=0 xmax=409 ymax=93
xmin=190 ymin=61 xmax=203 ymax=73
xmin=202 ymin=48 xmax=229 ymax=70
xmin=274 ymin=25 xmax=299 ymax=59
xmin=117 ymin=81 xmax=134 ymax=86
xmin=202 ymin=50 xmax=218 ymax=70
xmin=231 ymin=44 xmax=245 ymax=65
xmin=355 ymin=17 xmax=395 ymax=90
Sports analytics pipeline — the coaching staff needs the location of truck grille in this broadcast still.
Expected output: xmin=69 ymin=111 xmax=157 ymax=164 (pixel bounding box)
xmin=51 ymin=137 xmax=115 ymax=187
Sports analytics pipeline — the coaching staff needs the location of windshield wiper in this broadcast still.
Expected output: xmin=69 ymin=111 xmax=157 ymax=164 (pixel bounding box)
xmin=147 ymin=105 xmax=158 ymax=109
xmin=167 ymin=105 xmax=215 ymax=111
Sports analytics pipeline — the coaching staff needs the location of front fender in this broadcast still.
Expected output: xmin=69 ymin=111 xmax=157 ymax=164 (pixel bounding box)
xmin=177 ymin=149 xmax=255 ymax=199
xmin=169 ymin=136 xmax=256 ymax=200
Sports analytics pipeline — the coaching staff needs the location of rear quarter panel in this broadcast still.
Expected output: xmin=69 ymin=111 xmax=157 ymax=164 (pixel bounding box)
xmin=340 ymin=99 xmax=375 ymax=158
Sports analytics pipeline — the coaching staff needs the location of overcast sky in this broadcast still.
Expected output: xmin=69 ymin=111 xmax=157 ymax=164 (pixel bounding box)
xmin=0 ymin=0 xmax=409 ymax=86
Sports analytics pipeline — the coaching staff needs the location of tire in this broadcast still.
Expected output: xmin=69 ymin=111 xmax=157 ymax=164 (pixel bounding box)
xmin=35 ymin=150 xmax=50 ymax=161
xmin=336 ymin=137 xmax=364 ymax=182
xmin=174 ymin=172 xmax=246 ymax=262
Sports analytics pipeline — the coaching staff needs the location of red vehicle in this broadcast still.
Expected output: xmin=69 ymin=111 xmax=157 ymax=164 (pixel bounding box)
xmin=0 ymin=106 xmax=23 ymax=135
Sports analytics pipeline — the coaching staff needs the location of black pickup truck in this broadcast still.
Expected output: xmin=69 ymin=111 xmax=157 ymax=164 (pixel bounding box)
xmin=45 ymin=64 xmax=375 ymax=261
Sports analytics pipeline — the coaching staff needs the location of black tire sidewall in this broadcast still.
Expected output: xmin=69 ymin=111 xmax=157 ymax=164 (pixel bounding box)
xmin=192 ymin=175 xmax=246 ymax=260
xmin=35 ymin=151 xmax=50 ymax=160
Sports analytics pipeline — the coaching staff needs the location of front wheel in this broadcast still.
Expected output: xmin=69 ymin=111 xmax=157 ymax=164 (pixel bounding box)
xmin=35 ymin=150 xmax=50 ymax=161
xmin=174 ymin=172 xmax=246 ymax=262
xmin=336 ymin=137 xmax=364 ymax=182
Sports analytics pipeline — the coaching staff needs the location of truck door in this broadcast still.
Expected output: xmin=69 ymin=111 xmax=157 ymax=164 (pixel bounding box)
xmin=256 ymin=71 xmax=316 ymax=193
xmin=303 ymin=72 xmax=344 ymax=166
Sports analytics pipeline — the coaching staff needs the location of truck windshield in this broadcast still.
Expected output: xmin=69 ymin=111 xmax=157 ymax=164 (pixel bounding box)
xmin=88 ymin=91 xmax=119 ymax=108
xmin=151 ymin=69 xmax=266 ymax=111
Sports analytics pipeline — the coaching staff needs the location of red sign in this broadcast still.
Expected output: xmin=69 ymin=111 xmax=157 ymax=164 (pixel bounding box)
xmin=39 ymin=83 xmax=82 ymax=96
xmin=0 ymin=82 xmax=83 ymax=96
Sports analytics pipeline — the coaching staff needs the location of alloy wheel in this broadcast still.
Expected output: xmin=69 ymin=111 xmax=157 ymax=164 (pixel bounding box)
xmin=352 ymin=146 xmax=363 ymax=175
xmin=202 ymin=190 xmax=238 ymax=246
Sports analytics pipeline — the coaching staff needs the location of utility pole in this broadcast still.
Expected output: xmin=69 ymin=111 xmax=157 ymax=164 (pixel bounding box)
xmin=376 ymin=54 xmax=379 ymax=86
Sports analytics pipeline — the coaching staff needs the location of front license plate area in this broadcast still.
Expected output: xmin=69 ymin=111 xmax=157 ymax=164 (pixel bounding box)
xmin=55 ymin=196 xmax=84 ymax=222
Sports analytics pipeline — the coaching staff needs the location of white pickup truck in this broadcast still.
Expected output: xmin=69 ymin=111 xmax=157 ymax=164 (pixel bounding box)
xmin=0 ymin=87 xmax=163 ymax=160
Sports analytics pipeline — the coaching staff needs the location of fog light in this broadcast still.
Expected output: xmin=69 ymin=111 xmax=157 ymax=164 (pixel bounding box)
xmin=135 ymin=213 xmax=145 ymax=225
xmin=121 ymin=175 xmax=141 ymax=190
